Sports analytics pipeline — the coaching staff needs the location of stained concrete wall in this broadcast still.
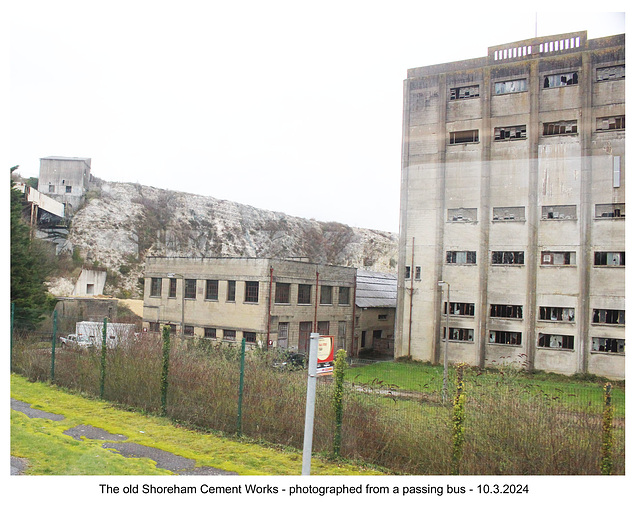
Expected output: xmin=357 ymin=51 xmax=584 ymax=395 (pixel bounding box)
xmin=397 ymin=32 xmax=625 ymax=379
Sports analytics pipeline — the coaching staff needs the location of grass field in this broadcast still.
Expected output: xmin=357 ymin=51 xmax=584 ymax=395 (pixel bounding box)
xmin=10 ymin=374 xmax=382 ymax=476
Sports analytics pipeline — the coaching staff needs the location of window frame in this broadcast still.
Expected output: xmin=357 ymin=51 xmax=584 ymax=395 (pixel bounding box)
xmin=489 ymin=330 xmax=522 ymax=346
xmin=490 ymin=304 xmax=523 ymax=319
xmin=443 ymin=327 xmax=475 ymax=342
xmin=244 ymin=281 xmax=260 ymax=303
xmin=540 ymin=251 xmax=576 ymax=266
xmin=446 ymin=251 xmax=477 ymax=265
xmin=150 ymin=277 xmax=162 ymax=298
xmin=205 ymin=279 xmax=219 ymax=301
xmin=538 ymin=333 xmax=574 ymax=350
xmin=338 ymin=286 xmax=350 ymax=306
xmin=297 ymin=284 xmax=312 ymax=305
xmin=275 ymin=282 xmax=291 ymax=304
xmin=449 ymin=129 xmax=479 ymax=145
xmin=539 ymin=306 xmax=575 ymax=322
xmin=594 ymin=252 xmax=625 ymax=267
xmin=591 ymin=337 xmax=625 ymax=354
xmin=491 ymin=251 xmax=525 ymax=265
xmin=184 ymin=279 xmax=197 ymax=300
xmin=320 ymin=285 xmax=333 ymax=305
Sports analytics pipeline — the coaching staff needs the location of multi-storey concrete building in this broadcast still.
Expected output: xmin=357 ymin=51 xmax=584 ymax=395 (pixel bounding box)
xmin=396 ymin=31 xmax=625 ymax=379
xmin=38 ymin=156 xmax=92 ymax=215
xmin=143 ymin=257 xmax=356 ymax=352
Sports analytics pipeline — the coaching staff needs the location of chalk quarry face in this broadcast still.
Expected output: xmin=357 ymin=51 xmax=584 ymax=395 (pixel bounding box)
xmin=64 ymin=181 xmax=398 ymax=298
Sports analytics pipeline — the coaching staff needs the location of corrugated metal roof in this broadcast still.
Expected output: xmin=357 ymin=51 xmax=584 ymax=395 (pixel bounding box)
xmin=356 ymin=269 xmax=397 ymax=308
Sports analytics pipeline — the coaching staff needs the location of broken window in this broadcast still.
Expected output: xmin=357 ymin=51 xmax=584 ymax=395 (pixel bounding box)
xmin=542 ymin=205 xmax=577 ymax=220
xmin=592 ymin=309 xmax=625 ymax=325
xmin=223 ymin=329 xmax=237 ymax=341
xmin=490 ymin=304 xmax=523 ymax=319
xmin=243 ymin=331 xmax=257 ymax=343
xmin=245 ymin=281 xmax=259 ymax=303
xmin=494 ymin=78 xmax=527 ymax=95
xmin=446 ymin=251 xmax=477 ymax=264
xmin=596 ymin=115 xmax=625 ymax=131
xmin=204 ymin=328 xmax=216 ymax=338
xmin=48 ymin=184 xmax=55 ymax=192
xmin=205 ymin=279 xmax=219 ymax=300
xmin=443 ymin=327 xmax=474 ymax=342
xmin=494 ymin=125 xmax=527 ymax=141
xmin=592 ymin=337 xmax=625 ymax=354
xmin=538 ymin=333 xmax=574 ymax=350
xmin=320 ymin=285 xmax=333 ymax=305
xmin=378 ymin=314 xmax=388 ymax=320
xmin=339 ymin=286 xmax=350 ymax=305
xmin=594 ymin=251 xmax=625 ymax=266
xmin=444 ymin=302 xmax=475 ymax=316
xmin=595 ymin=203 xmax=625 ymax=218
xmin=169 ymin=278 xmax=177 ymax=298
xmin=543 ymin=120 xmax=578 ymax=136
xmin=184 ymin=325 xmax=194 ymax=336
xmin=149 ymin=322 xmax=160 ymax=333
xmin=543 ymin=72 xmax=579 ymax=88
xmin=297 ymin=284 xmax=311 ymax=305
xmin=539 ymin=306 xmax=575 ymax=322
xmin=150 ymin=277 xmax=162 ymax=297
xmin=489 ymin=330 xmax=522 ymax=345
xmin=491 ymin=251 xmax=525 ymax=265
xmin=541 ymin=251 xmax=576 ymax=266
xmin=450 ymin=85 xmax=479 ymax=100
xmin=66 ymin=185 xmax=72 ymax=193
xmin=493 ymin=206 xmax=526 ymax=221
xmin=184 ymin=279 xmax=197 ymax=299
xmin=317 ymin=321 xmax=330 ymax=335
xmin=450 ymin=130 xmax=479 ymax=144
xmin=596 ymin=65 xmax=625 ymax=82
xmin=448 ymin=208 xmax=477 ymax=222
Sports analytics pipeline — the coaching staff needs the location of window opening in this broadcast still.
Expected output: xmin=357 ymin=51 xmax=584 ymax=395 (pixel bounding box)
xmin=541 ymin=251 xmax=576 ymax=266
xmin=150 ymin=277 xmax=162 ymax=297
xmin=595 ymin=203 xmax=625 ymax=218
xmin=320 ymin=285 xmax=333 ymax=305
xmin=494 ymin=125 xmax=527 ymax=141
xmin=543 ymin=120 xmax=578 ymax=135
xmin=243 ymin=331 xmax=257 ymax=343
xmin=184 ymin=279 xmax=197 ymax=299
xmin=446 ymin=251 xmax=477 ymax=264
xmin=444 ymin=302 xmax=475 ymax=316
xmin=205 ymin=280 xmax=219 ymax=300
xmin=227 ymin=280 xmax=236 ymax=301
xmin=596 ymin=65 xmax=625 ymax=82
xmin=444 ymin=328 xmax=474 ymax=342
xmin=492 ymin=251 xmax=525 ymax=265
xmin=275 ymin=283 xmax=291 ymax=304
xmin=543 ymin=72 xmax=578 ymax=88
xmin=538 ymin=333 xmax=574 ymax=350
xmin=450 ymin=130 xmax=479 ymax=144
xmin=596 ymin=115 xmax=625 ymax=131
xmin=298 ymin=284 xmax=312 ymax=305
xmin=169 ymin=278 xmax=177 ymax=298
xmin=450 ymin=85 xmax=479 ymax=100
xmin=494 ymin=78 xmax=527 ymax=94
xmin=594 ymin=252 xmax=625 ymax=266
xmin=204 ymin=328 xmax=216 ymax=338
xmin=339 ymin=287 xmax=350 ymax=305
xmin=542 ymin=205 xmax=577 ymax=220
xmin=592 ymin=337 xmax=624 ymax=354
xmin=490 ymin=304 xmax=523 ymax=319
xmin=448 ymin=208 xmax=477 ymax=222
xmin=489 ymin=330 xmax=522 ymax=345
xmin=539 ymin=306 xmax=575 ymax=322
xmin=245 ymin=281 xmax=259 ymax=303
xmin=223 ymin=329 xmax=236 ymax=341
xmin=592 ymin=309 xmax=625 ymax=325
xmin=493 ymin=206 xmax=525 ymax=221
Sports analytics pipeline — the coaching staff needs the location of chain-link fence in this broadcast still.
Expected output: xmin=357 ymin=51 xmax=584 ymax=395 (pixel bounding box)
xmin=10 ymin=307 xmax=625 ymax=475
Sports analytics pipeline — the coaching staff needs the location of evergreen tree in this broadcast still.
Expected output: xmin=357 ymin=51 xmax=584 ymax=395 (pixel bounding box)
xmin=10 ymin=175 xmax=55 ymax=329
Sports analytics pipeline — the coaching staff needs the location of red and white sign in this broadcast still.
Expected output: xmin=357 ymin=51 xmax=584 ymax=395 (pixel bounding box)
xmin=317 ymin=335 xmax=334 ymax=376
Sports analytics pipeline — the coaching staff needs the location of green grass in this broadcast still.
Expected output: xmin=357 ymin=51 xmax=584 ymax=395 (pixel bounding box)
xmin=10 ymin=374 xmax=382 ymax=476
xmin=345 ymin=360 xmax=625 ymax=416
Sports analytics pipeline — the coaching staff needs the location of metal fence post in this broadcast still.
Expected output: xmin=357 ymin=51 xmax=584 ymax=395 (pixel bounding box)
xmin=302 ymin=333 xmax=319 ymax=475
xmin=160 ymin=325 xmax=171 ymax=416
xmin=10 ymin=303 xmax=15 ymax=372
xmin=236 ymin=337 xmax=247 ymax=436
xmin=50 ymin=310 xmax=57 ymax=381
xmin=100 ymin=317 xmax=107 ymax=398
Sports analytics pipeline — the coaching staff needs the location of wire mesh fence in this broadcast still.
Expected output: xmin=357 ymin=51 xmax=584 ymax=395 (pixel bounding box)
xmin=10 ymin=311 xmax=625 ymax=475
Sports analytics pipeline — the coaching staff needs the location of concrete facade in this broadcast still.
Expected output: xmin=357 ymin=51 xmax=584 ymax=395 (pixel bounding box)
xmin=143 ymin=257 xmax=357 ymax=352
xmin=73 ymin=267 xmax=108 ymax=296
xmin=396 ymin=32 xmax=625 ymax=379
xmin=38 ymin=157 xmax=91 ymax=215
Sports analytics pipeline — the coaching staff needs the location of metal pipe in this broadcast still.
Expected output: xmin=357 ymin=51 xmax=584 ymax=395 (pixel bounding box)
xmin=408 ymin=237 xmax=415 ymax=357
xmin=438 ymin=280 xmax=450 ymax=401
xmin=313 ymin=270 xmax=319 ymax=333
xmin=266 ymin=266 xmax=273 ymax=350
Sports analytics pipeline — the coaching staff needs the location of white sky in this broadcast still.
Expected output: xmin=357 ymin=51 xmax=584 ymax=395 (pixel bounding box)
xmin=7 ymin=3 xmax=626 ymax=233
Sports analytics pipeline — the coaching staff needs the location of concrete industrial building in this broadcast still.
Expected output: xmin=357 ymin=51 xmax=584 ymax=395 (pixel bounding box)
xmin=143 ymin=257 xmax=357 ymax=353
xmin=38 ymin=156 xmax=92 ymax=215
xmin=396 ymin=31 xmax=624 ymax=379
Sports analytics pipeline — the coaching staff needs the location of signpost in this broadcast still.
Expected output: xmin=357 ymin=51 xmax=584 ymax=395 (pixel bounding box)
xmin=301 ymin=334 xmax=335 ymax=475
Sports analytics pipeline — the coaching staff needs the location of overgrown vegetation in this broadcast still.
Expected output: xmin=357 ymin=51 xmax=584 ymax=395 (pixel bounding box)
xmin=11 ymin=334 xmax=624 ymax=475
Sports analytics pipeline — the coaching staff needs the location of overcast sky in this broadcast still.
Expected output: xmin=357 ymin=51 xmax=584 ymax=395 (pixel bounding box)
xmin=7 ymin=3 xmax=626 ymax=233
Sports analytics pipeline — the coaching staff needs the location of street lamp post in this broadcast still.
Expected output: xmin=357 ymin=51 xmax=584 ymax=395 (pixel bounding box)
xmin=438 ymin=280 xmax=450 ymax=401
xmin=168 ymin=273 xmax=185 ymax=337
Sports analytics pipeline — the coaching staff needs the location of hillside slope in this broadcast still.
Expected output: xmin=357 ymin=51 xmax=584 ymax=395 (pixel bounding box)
xmin=57 ymin=181 xmax=398 ymax=297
